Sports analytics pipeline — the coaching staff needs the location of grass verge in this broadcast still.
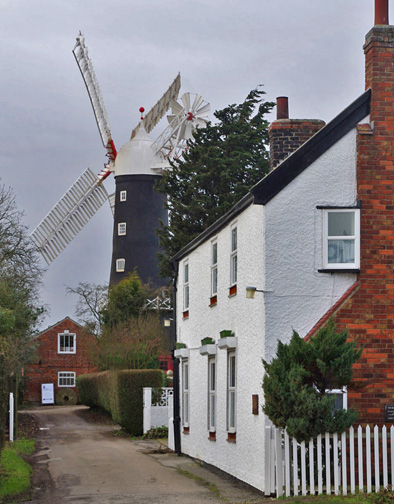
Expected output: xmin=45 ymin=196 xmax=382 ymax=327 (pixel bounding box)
xmin=0 ymin=438 xmax=35 ymax=502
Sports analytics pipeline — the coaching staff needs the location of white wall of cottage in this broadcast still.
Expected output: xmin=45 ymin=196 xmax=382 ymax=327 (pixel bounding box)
xmin=175 ymin=124 xmax=360 ymax=492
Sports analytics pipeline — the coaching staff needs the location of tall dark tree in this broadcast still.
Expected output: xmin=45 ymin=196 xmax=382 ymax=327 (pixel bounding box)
xmin=262 ymin=320 xmax=362 ymax=442
xmin=156 ymin=87 xmax=275 ymax=277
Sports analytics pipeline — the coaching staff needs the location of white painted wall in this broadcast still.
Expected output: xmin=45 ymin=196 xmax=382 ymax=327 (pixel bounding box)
xmin=175 ymin=124 xmax=360 ymax=492
xmin=264 ymin=127 xmax=359 ymax=362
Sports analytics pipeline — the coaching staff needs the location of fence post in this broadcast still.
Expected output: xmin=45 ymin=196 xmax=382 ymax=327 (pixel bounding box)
xmin=143 ymin=387 xmax=152 ymax=434
xmin=264 ymin=426 xmax=272 ymax=496
xmin=9 ymin=393 xmax=14 ymax=442
xmin=275 ymin=428 xmax=283 ymax=497
xmin=168 ymin=394 xmax=175 ymax=451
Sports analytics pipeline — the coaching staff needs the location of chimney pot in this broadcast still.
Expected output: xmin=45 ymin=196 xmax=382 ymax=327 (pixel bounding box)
xmin=276 ymin=96 xmax=289 ymax=120
xmin=375 ymin=0 xmax=389 ymax=25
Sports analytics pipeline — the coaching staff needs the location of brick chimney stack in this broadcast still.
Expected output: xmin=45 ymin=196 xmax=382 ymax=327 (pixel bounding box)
xmin=364 ymin=0 xmax=394 ymax=131
xmin=269 ymin=98 xmax=325 ymax=171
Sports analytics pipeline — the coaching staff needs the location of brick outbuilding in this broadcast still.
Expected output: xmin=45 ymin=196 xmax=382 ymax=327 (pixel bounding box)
xmin=23 ymin=317 xmax=98 ymax=404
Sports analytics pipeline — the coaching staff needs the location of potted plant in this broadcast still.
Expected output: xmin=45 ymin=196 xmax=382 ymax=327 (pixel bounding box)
xmin=220 ymin=330 xmax=233 ymax=338
xmin=201 ymin=337 xmax=214 ymax=346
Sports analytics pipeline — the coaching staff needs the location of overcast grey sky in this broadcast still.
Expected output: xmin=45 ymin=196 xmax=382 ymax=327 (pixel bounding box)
xmin=0 ymin=0 xmax=374 ymax=329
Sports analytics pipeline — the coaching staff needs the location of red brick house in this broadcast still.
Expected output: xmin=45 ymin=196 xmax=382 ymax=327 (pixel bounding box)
xmin=24 ymin=317 xmax=98 ymax=404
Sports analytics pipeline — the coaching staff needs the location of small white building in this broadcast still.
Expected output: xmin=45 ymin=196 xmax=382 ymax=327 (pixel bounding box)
xmin=172 ymin=89 xmax=370 ymax=491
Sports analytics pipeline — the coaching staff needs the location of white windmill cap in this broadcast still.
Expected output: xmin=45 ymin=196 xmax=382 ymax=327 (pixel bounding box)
xmin=114 ymin=125 xmax=164 ymax=177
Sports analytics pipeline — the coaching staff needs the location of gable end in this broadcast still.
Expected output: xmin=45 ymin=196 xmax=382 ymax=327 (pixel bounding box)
xmin=251 ymin=89 xmax=371 ymax=206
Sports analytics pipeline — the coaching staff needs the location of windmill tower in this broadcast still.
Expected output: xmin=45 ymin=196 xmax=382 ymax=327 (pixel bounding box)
xmin=31 ymin=33 xmax=210 ymax=288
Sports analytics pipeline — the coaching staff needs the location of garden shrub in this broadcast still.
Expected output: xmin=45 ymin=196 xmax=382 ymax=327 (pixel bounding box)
xmin=77 ymin=369 xmax=163 ymax=435
xmin=0 ymin=354 xmax=6 ymax=452
xmin=76 ymin=373 xmax=98 ymax=407
xmin=111 ymin=369 xmax=163 ymax=435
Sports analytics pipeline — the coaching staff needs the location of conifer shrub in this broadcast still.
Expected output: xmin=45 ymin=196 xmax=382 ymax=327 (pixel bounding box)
xmin=262 ymin=319 xmax=362 ymax=443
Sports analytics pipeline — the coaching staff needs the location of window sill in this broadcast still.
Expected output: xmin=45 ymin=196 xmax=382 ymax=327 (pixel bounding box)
xmin=218 ymin=337 xmax=237 ymax=350
xmin=182 ymin=310 xmax=189 ymax=320
xmin=228 ymin=285 xmax=237 ymax=297
xmin=227 ymin=432 xmax=236 ymax=443
xmin=209 ymin=295 xmax=217 ymax=307
xmin=208 ymin=431 xmax=216 ymax=441
xmin=199 ymin=344 xmax=217 ymax=356
xmin=318 ymin=268 xmax=360 ymax=274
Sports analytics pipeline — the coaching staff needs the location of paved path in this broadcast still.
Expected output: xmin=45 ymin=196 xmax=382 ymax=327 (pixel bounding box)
xmin=24 ymin=406 xmax=262 ymax=504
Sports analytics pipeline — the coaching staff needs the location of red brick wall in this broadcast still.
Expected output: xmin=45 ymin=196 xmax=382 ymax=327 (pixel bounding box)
xmin=269 ymin=119 xmax=325 ymax=171
xmin=323 ymin=25 xmax=394 ymax=425
xmin=24 ymin=317 xmax=98 ymax=404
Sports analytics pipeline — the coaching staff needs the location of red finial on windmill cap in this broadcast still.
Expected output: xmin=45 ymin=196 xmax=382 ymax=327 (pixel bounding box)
xmin=375 ymin=0 xmax=389 ymax=25
xmin=139 ymin=107 xmax=145 ymax=120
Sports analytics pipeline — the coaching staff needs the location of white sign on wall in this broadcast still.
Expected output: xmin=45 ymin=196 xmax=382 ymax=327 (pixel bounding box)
xmin=41 ymin=383 xmax=54 ymax=405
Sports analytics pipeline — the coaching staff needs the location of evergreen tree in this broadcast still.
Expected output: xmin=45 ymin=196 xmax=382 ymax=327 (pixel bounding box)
xmin=156 ymin=87 xmax=275 ymax=277
xmin=262 ymin=319 xmax=362 ymax=442
xmin=100 ymin=271 xmax=150 ymax=329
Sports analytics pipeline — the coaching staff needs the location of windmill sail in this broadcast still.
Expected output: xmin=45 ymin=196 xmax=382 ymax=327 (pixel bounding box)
xmin=130 ymin=73 xmax=181 ymax=140
xmin=73 ymin=33 xmax=116 ymax=163
xmin=31 ymin=168 xmax=110 ymax=265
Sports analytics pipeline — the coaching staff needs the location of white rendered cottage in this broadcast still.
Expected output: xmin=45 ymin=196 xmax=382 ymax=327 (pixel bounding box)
xmin=171 ymin=88 xmax=370 ymax=492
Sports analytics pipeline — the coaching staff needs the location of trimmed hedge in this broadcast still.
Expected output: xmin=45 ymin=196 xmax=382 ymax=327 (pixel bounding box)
xmin=0 ymin=354 xmax=6 ymax=452
xmin=76 ymin=369 xmax=163 ymax=435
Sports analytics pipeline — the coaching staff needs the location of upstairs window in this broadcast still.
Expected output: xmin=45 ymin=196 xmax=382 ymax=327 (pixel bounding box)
xmin=230 ymin=227 xmax=237 ymax=289
xmin=58 ymin=332 xmax=76 ymax=354
xmin=211 ymin=242 xmax=218 ymax=297
xmin=116 ymin=258 xmax=125 ymax=272
xmin=118 ymin=222 xmax=126 ymax=236
xmin=120 ymin=190 xmax=127 ymax=202
xmin=183 ymin=262 xmax=190 ymax=312
xmin=323 ymin=209 xmax=360 ymax=269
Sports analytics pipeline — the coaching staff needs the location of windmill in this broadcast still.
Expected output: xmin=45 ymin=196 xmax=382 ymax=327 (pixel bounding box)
xmin=31 ymin=33 xmax=210 ymax=288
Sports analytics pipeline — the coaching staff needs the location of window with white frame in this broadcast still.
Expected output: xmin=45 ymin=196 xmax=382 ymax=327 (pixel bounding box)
xmin=116 ymin=258 xmax=125 ymax=272
xmin=208 ymin=357 xmax=216 ymax=431
xmin=230 ymin=227 xmax=237 ymax=286
xmin=326 ymin=387 xmax=348 ymax=411
xmin=58 ymin=332 xmax=76 ymax=354
xmin=120 ymin=190 xmax=127 ymax=202
xmin=182 ymin=360 xmax=189 ymax=426
xmin=211 ymin=242 xmax=218 ymax=297
xmin=183 ymin=262 xmax=189 ymax=311
xmin=118 ymin=222 xmax=126 ymax=236
xmin=227 ymin=351 xmax=236 ymax=432
xmin=323 ymin=209 xmax=360 ymax=269
xmin=58 ymin=371 xmax=76 ymax=387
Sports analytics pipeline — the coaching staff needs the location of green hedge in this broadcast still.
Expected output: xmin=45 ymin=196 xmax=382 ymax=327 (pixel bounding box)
xmin=76 ymin=369 xmax=163 ymax=435
xmin=0 ymin=354 xmax=6 ymax=452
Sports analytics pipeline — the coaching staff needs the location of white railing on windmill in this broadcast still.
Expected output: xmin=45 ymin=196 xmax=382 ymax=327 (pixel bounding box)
xmin=31 ymin=32 xmax=209 ymax=266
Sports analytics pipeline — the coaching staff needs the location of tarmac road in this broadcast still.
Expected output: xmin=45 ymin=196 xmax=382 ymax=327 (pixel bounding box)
xmin=23 ymin=405 xmax=262 ymax=504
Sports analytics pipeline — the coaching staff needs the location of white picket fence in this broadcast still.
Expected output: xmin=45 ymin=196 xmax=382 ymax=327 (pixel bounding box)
xmin=265 ymin=424 xmax=394 ymax=497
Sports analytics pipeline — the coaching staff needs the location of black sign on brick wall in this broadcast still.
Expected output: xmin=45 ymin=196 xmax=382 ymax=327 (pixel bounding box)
xmin=384 ymin=405 xmax=394 ymax=423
